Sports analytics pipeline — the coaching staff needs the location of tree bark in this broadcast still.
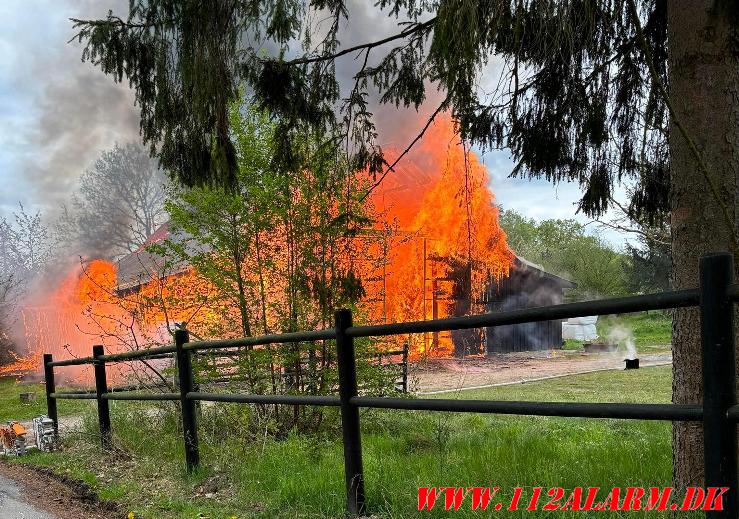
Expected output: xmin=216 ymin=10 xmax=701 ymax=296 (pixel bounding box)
xmin=668 ymin=0 xmax=739 ymax=489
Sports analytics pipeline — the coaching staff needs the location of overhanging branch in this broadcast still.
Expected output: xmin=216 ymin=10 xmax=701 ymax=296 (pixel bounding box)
xmin=279 ymin=17 xmax=436 ymax=67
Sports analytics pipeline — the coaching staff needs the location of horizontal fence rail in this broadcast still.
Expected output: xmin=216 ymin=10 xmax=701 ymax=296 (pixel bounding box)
xmin=41 ymin=252 xmax=739 ymax=518
xmin=350 ymin=397 xmax=706 ymax=421
xmin=185 ymin=328 xmax=336 ymax=352
xmin=187 ymin=392 xmax=341 ymax=406
xmin=345 ymin=288 xmax=700 ymax=338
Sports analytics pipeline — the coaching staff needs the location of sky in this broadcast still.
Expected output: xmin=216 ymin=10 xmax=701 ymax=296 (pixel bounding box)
xmin=0 ymin=0 xmax=629 ymax=248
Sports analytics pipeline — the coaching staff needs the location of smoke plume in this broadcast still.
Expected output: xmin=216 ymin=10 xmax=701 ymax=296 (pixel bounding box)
xmin=9 ymin=0 xmax=139 ymax=212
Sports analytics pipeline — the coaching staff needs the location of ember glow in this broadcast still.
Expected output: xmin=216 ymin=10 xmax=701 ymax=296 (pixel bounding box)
xmin=7 ymin=115 xmax=512 ymax=378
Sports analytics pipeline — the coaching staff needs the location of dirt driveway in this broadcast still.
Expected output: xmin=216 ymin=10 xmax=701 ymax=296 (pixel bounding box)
xmin=0 ymin=461 xmax=117 ymax=519
xmin=411 ymin=349 xmax=672 ymax=393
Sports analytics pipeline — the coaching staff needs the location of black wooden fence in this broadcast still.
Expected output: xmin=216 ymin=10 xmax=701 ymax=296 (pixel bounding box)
xmin=43 ymin=252 xmax=739 ymax=517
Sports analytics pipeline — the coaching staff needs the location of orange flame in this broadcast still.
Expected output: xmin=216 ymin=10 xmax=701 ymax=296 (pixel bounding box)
xmin=362 ymin=116 xmax=513 ymax=355
xmin=6 ymin=115 xmax=512 ymax=379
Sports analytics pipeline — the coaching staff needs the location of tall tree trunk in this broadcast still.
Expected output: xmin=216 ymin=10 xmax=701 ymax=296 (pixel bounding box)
xmin=230 ymin=215 xmax=252 ymax=341
xmin=668 ymin=0 xmax=739 ymax=489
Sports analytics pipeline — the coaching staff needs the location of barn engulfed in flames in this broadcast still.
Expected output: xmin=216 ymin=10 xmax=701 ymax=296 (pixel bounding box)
xmin=362 ymin=117 xmax=513 ymax=355
xmin=5 ymin=117 xmax=513 ymax=378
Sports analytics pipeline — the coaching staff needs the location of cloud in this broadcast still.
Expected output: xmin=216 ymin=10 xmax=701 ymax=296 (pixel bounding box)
xmin=0 ymin=0 xmax=139 ymax=214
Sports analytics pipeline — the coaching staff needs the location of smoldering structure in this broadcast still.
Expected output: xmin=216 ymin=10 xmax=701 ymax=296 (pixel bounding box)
xmin=483 ymin=257 xmax=576 ymax=354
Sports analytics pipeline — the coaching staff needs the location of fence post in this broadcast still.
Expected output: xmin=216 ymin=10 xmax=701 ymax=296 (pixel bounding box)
xmin=175 ymin=328 xmax=200 ymax=473
xmin=43 ymin=353 xmax=58 ymax=438
xmin=700 ymin=252 xmax=737 ymax=517
xmin=335 ymin=309 xmax=366 ymax=517
xmin=92 ymin=345 xmax=112 ymax=450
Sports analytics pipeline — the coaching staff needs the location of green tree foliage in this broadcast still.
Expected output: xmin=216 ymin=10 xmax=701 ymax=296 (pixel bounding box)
xmin=499 ymin=209 xmax=629 ymax=298
xmin=152 ymin=104 xmax=393 ymax=425
xmin=158 ymin=105 xmax=371 ymax=336
xmin=625 ymin=218 xmax=671 ymax=293
xmin=596 ymin=196 xmax=671 ymax=293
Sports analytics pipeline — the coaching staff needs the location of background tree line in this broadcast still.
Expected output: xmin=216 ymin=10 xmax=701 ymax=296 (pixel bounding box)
xmin=499 ymin=208 xmax=670 ymax=300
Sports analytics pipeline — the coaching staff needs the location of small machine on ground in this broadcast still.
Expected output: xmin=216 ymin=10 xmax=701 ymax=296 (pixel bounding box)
xmin=0 ymin=421 xmax=27 ymax=456
xmin=32 ymin=415 xmax=56 ymax=452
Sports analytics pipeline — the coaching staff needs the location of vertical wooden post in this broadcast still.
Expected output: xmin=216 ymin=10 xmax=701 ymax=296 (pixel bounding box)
xmin=92 ymin=345 xmax=112 ymax=450
xmin=423 ymin=237 xmax=428 ymax=351
xmin=335 ymin=309 xmax=365 ymax=516
xmin=43 ymin=353 xmax=58 ymax=438
xmin=700 ymin=253 xmax=737 ymax=517
xmin=176 ymin=328 xmax=200 ymax=472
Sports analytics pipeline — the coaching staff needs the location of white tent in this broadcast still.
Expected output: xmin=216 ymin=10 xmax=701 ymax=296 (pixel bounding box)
xmin=562 ymin=316 xmax=598 ymax=341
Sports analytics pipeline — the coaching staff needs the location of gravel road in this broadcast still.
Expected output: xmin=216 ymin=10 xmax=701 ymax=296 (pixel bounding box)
xmin=413 ymin=350 xmax=672 ymax=393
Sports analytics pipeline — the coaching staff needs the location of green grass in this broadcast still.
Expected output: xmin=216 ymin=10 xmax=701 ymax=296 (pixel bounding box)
xmin=437 ymin=363 xmax=670 ymax=403
xmin=0 ymin=377 xmax=93 ymax=422
xmin=8 ymin=366 xmax=693 ymax=518
xmin=562 ymin=339 xmax=584 ymax=350
xmin=563 ymin=311 xmax=672 ymax=354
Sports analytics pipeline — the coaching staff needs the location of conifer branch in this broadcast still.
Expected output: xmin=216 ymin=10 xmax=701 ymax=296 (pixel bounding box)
xmin=626 ymin=0 xmax=738 ymax=250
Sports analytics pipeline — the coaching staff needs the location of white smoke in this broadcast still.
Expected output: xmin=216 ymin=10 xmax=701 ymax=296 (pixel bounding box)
xmin=606 ymin=324 xmax=637 ymax=360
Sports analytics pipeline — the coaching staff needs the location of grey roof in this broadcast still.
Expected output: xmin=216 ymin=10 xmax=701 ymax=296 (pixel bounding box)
xmin=514 ymin=256 xmax=577 ymax=289
xmin=116 ymin=222 xmax=195 ymax=291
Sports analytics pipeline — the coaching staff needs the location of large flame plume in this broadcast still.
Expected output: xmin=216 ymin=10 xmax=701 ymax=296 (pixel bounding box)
xmin=364 ymin=116 xmax=513 ymax=355
xmin=4 ymin=115 xmax=512 ymax=380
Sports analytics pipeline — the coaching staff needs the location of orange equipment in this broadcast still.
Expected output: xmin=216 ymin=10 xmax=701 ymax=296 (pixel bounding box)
xmin=0 ymin=421 xmax=27 ymax=456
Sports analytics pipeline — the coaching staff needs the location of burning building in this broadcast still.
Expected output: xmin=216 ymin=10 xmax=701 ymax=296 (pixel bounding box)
xmin=7 ymin=116 xmax=575 ymax=380
xmin=110 ymin=116 xmax=575 ymax=358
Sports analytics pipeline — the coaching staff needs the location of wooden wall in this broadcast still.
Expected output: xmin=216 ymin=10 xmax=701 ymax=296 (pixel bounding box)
xmin=484 ymin=269 xmax=566 ymax=354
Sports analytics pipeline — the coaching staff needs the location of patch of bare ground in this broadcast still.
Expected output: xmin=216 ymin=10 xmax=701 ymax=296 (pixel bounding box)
xmin=410 ymin=349 xmax=672 ymax=392
xmin=0 ymin=460 xmax=120 ymax=519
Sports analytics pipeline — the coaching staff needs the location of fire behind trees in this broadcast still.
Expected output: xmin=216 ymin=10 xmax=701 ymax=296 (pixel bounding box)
xmin=7 ymin=109 xmax=515 ymax=388
xmin=0 ymin=143 xmax=168 ymax=377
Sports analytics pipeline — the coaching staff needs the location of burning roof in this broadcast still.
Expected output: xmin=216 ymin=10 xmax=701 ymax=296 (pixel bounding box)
xmin=115 ymin=221 xmax=198 ymax=293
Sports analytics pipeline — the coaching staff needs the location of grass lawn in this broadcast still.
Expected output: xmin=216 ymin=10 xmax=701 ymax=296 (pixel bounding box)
xmin=564 ymin=311 xmax=672 ymax=355
xmin=0 ymin=378 xmax=93 ymax=422
xmin=6 ymin=365 xmax=695 ymax=518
